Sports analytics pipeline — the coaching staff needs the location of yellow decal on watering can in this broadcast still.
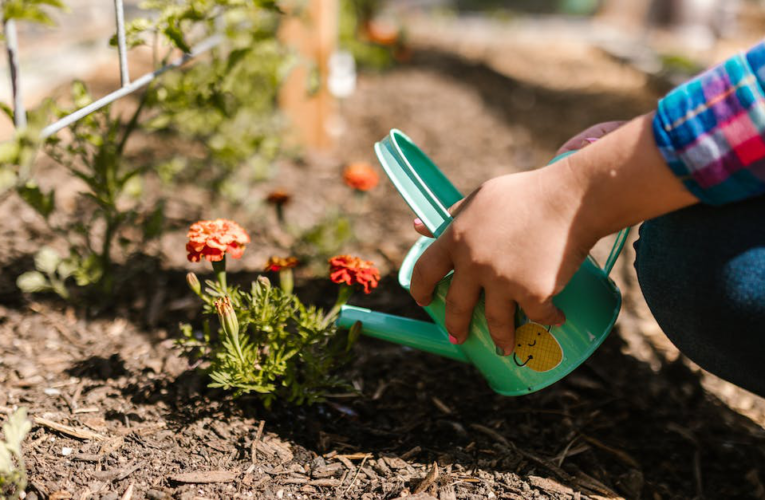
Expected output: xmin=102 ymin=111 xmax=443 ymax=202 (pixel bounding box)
xmin=512 ymin=323 xmax=562 ymax=372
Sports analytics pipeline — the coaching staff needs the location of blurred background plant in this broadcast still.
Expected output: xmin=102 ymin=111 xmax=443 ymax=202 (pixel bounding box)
xmin=6 ymin=0 xmax=293 ymax=303
xmin=0 ymin=408 xmax=31 ymax=500
xmin=339 ymin=0 xmax=406 ymax=70
xmin=129 ymin=0 xmax=289 ymax=198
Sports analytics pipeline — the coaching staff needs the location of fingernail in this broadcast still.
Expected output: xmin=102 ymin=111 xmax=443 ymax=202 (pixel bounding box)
xmin=495 ymin=345 xmax=505 ymax=356
xmin=414 ymin=218 xmax=422 ymax=225
xmin=448 ymin=334 xmax=458 ymax=345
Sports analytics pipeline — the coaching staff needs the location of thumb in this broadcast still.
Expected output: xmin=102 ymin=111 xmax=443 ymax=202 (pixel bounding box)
xmin=520 ymin=298 xmax=566 ymax=327
xmin=413 ymin=199 xmax=466 ymax=237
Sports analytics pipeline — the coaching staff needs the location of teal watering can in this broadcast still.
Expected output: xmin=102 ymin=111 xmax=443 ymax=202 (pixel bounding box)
xmin=337 ymin=129 xmax=630 ymax=396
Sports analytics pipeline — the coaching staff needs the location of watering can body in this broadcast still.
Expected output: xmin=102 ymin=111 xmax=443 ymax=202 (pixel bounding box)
xmin=337 ymin=129 xmax=628 ymax=396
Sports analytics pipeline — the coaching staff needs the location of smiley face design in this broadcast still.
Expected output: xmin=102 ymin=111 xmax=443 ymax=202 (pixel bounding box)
xmin=512 ymin=322 xmax=563 ymax=372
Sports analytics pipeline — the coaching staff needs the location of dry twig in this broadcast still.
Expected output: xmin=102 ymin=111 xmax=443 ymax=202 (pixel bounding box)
xmin=34 ymin=416 xmax=106 ymax=441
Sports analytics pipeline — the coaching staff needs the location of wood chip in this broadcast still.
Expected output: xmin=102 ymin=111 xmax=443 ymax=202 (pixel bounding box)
xmin=528 ymin=475 xmax=575 ymax=496
xmin=310 ymin=478 xmax=341 ymax=487
xmin=34 ymin=416 xmax=106 ymax=441
xmin=413 ymin=462 xmax=439 ymax=494
xmin=91 ymin=462 xmax=142 ymax=482
xmin=574 ymin=471 xmax=623 ymax=498
xmin=251 ymin=420 xmax=265 ymax=465
xmin=170 ymin=470 xmax=237 ymax=484
xmin=431 ymin=396 xmax=452 ymax=415
xmin=99 ymin=437 xmax=125 ymax=456
xmin=121 ymin=482 xmax=134 ymax=500
xmin=581 ymin=435 xmax=640 ymax=469
xmin=334 ymin=452 xmax=372 ymax=460
xmin=336 ymin=455 xmax=355 ymax=470
xmin=470 ymin=423 xmax=510 ymax=447
xmin=400 ymin=446 xmax=422 ymax=461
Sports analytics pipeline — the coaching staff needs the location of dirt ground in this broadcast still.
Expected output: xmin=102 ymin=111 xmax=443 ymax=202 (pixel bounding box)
xmin=2 ymin=17 xmax=765 ymax=500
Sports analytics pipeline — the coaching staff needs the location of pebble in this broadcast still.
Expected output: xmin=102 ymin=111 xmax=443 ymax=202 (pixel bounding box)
xmin=61 ymin=447 xmax=73 ymax=456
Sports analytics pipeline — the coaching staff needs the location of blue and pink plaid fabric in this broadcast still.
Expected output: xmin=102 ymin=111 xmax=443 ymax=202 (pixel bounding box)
xmin=653 ymin=41 xmax=765 ymax=205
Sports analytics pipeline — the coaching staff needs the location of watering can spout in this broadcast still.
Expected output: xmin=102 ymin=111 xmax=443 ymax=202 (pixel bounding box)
xmin=337 ymin=305 xmax=469 ymax=363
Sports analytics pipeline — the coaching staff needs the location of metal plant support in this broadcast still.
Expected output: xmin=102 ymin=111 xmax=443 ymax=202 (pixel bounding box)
xmin=3 ymin=1 xmax=223 ymax=137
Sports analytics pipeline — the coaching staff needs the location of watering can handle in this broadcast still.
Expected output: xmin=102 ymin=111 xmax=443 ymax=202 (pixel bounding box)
xmin=374 ymin=130 xmax=629 ymax=278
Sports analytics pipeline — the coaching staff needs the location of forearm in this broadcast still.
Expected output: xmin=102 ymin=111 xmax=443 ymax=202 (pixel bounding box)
xmin=546 ymin=113 xmax=698 ymax=243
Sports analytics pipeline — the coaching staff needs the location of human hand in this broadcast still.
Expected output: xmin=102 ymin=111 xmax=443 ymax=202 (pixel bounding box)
xmin=410 ymin=165 xmax=592 ymax=356
xmin=410 ymin=114 xmax=696 ymax=357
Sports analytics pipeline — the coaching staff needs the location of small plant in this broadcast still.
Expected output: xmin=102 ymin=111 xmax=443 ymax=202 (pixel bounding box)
xmin=178 ymin=219 xmax=374 ymax=407
xmin=14 ymin=82 xmax=163 ymax=299
xmin=0 ymin=408 xmax=32 ymax=500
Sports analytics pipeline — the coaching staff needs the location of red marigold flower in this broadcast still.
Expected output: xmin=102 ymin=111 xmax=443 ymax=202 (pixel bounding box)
xmin=264 ymin=256 xmax=299 ymax=272
xmin=343 ymin=163 xmax=379 ymax=192
xmin=186 ymin=219 xmax=251 ymax=263
xmin=329 ymin=255 xmax=380 ymax=294
xmin=266 ymin=189 xmax=292 ymax=206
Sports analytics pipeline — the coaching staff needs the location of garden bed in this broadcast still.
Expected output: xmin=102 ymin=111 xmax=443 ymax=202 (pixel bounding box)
xmin=2 ymin=23 xmax=765 ymax=499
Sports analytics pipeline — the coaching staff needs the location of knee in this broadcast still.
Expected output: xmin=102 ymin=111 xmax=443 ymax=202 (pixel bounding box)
xmin=634 ymin=210 xmax=765 ymax=396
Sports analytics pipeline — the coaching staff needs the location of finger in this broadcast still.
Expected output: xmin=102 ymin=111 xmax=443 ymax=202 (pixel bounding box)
xmin=413 ymin=218 xmax=432 ymax=237
xmin=413 ymin=199 xmax=466 ymax=238
xmin=409 ymin=236 xmax=454 ymax=307
xmin=484 ymin=292 xmax=516 ymax=356
xmin=519 ymin=297 xmax=565 ymax=327
xmin=556 ymin=121 xmax=627 ymax=155
xmin=443 ymin=272 xmax=482 ymax=344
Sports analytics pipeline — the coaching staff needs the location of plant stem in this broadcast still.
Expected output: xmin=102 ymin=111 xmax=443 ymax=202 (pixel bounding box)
xmin=99 ymin=216 xmax=117 ymax=293
xmin=213 ymin=257 xmax=227 ymax=293
xmin=323 ymin=284 xmax=354 ymax=328
xmin=279 ymin=269 xmax=294 ymax=295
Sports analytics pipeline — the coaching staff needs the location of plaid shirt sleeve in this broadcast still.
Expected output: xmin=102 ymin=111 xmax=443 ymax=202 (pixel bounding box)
xmin=653 ymin=41 xmax=765 ymax=205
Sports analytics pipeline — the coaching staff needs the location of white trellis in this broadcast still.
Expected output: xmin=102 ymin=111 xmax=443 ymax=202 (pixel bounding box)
xmin=3 ymin=0 xmax=223 ymax=138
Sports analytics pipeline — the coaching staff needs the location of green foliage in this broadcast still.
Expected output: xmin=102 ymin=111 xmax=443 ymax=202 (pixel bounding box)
xmin=0 ymin=408 xmax=32 ymax=500
xmin=36 ymin=82 xmax=162 ymax=296
xmin=0 ymin=103 xmax=51 ymax=198
xmin=178 ymin=276 xmax=358 ymax=407
xmin=16 ymin=246 xmax=75 ymax=298
xmin=292 ymin=211 xmax=354 ymax=271
xmin=2 ymin=0 xmax=68 ymax=28
xmin=7 ymin=0 xmax=289 ymax=301
xmin=339 ymin=0 xmax=395 ymax=70
xmin=112 ymin=0 xmax=288 ymax=196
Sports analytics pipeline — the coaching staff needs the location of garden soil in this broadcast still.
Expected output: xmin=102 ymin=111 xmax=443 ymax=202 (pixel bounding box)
xmin=2 ymin=18 xmax=765 ymax=500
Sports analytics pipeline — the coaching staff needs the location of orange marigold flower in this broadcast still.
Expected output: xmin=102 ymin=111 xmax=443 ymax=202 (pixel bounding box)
xmin=264 ymin=256 xmax=299 ymax=272
xmin=266 ymin=189 xmax=292 ymax=206
xmin=329 ymin=255 xmax=380 ymax=294
xmin=343 ymin=162 xmax=379 ymax=192
xmin=186 ymin=219 xmax=251 ymax=263
xmin=361 ymin=20 xmax=400 ymax=46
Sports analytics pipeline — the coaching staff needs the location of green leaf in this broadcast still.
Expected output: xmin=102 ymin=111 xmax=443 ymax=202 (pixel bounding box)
xmin=16 ymin=271 xmax=50 ymax=293
xmin=2 ymin=408 xmax=31 ymax=456
xmin=73 ymin=253 xmax=103 ymax=286
xmin=34 ymin=246 xmax=61 ymax=275
xmin=0 ymin=168 xmax=17 ymax=195
xmin=163 ymin=22 xmax=190 ymax=53
xmin=17 ymin=183 xmax=54 ymax=219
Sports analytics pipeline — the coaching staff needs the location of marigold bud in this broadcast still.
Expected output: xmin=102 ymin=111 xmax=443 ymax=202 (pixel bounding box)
xmin=214 ymin=296 xmax=239 ymax=338
xmin=257 ymin=276 xmax=272 ymax=289
xmin=186 ymin=272 xmax=201 ymax=296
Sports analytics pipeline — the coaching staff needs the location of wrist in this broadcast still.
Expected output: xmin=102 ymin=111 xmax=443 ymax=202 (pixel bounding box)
xmin=551 ymin=113 xmax=698 ymax=243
